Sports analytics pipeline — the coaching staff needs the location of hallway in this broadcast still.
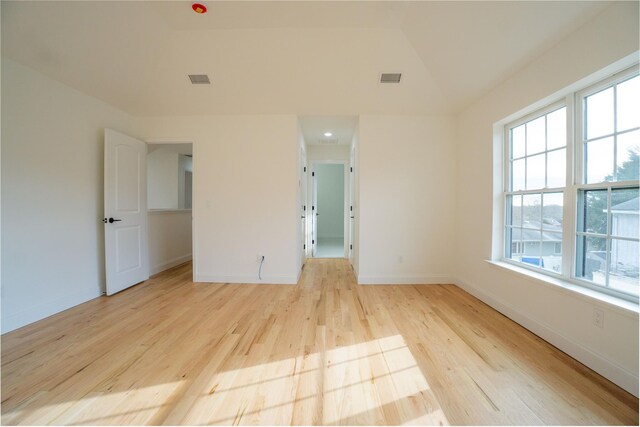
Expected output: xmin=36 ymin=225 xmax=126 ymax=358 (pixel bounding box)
xmin=1 ymin=259 xmax=637 ymax=425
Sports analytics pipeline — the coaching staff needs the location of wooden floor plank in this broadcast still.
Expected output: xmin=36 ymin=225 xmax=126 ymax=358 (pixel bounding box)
xmin=1 ymin=259 xmax=637 ymax=425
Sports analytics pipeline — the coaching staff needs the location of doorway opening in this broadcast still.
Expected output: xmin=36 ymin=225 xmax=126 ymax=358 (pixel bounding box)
xmin=146 ymin=142 xmax=194 ymax=276
xmin=313 ymin=162 xmax=346 ymax=258
xmin=298 ymin=115 xmax=358 ymax=265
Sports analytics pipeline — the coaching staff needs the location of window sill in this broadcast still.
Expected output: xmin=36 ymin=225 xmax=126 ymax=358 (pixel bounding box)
xmin=486 ymin=260 xmax=639 ymax=318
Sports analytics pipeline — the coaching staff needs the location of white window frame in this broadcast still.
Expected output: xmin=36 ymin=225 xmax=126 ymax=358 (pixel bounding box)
xmin=503 ymin=100 xmax=569 ymax=281
xmin=573 ymin=66 xmax=640 ymax=301
xmin=501 ymin=63 xmax=639 ymax=303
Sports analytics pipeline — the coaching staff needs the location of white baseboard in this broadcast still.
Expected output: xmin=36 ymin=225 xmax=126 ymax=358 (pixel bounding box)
xmin=2 ymin=288 xmax=102 ymax=334
xmin=194 ymin=274 xmax=298 ymax=285
xmin=358 ymin=275 xmax=452 ymax=285
xmin=453 ymin=276 xmax=639 ymax=397
xmin=150 ymin=254 xmax=192 ymax=276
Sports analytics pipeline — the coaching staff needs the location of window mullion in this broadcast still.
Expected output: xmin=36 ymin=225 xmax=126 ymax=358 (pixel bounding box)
xmin=613 ymin=85 xmax=618 ymax=182
xmin=563 ymin=94 xmax=576 ymax=280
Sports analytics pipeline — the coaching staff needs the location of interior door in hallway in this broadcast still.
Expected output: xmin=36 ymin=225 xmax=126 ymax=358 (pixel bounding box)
xmin=104 ymin=128 xmax=149 ymax=295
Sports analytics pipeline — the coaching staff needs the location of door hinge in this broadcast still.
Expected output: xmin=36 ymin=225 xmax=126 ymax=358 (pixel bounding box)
xmin=350 ymin=244 xmax=353 ymax=250
xmin=312 ymin=239 xmax=315 ymax=244
xmin=304 ymin=244 xmax=306 ymax=249
xmin=312 ymin=172 xmax=315 ymax=177
xmin=304 ymin=205 xmax=306 ymax=211
xmin=304 ymin=166 xmax=306 ymax=172
xmin=312 ymin=205 xmax=315 ymax=210
xmin=350 ymin=205 xmax=353 ymax=211
xmin=350 ymin=167 xmax=353 ymax=172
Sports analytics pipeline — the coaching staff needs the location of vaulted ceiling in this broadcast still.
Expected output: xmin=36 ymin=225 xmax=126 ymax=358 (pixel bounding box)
xmin=1 ymin=1 xmax=611 ymax=116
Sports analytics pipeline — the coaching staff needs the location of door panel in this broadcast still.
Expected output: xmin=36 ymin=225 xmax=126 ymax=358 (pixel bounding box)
xmin=104 ymin=129 xmax=149 ymax=295
xmin=312 ymin=170 xmax=318 ymax=257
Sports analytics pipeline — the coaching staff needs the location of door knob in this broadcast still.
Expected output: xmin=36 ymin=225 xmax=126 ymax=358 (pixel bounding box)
xmin=104 ymin=217 xmax=122 ymax=224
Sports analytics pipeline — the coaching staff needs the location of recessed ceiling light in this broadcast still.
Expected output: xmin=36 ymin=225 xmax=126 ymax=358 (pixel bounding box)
xmin=324 ymin=132 xmax=333 ymax=137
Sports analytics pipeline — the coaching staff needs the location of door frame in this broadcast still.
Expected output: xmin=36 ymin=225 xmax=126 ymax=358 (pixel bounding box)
xmin=308 ymin=160 xmax=350 ymax=258
xmin=146 ymin=138 xmax=195 ymax=280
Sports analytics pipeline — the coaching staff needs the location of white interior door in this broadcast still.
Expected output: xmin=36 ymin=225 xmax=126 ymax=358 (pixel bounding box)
xmin=301 ymin=161 xmax=308 ymax=262
xmin=312 ymin=170 xmax=318 ymax=257
xmin=104 ymin=129 xmax=149 ymax=295
xmin=349 ymin=161 xmax=355 ymax=260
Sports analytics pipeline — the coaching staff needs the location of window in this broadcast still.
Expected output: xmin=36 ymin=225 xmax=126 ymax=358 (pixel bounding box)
xmin=503 ymin=65 xmax=639 ymax=301
xmin=505 ymin=106 xmax=566 ymax=274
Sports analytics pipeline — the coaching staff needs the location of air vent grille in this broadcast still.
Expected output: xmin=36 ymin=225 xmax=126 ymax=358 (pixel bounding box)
xmin=380 ymin=73 xmax=402 ymax=83
xmin=188 ymin=74 xmax=211 ymax=84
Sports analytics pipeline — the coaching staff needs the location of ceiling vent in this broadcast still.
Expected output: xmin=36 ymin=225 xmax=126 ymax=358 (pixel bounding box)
xmin=188 ymin=74 xmax=210 ymax=84
xmin=380 ymin=73 xmax=402 ymax=83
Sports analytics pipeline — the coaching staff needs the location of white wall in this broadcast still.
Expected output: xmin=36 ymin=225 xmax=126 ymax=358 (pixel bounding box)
xmin=147 ymin=149 xmax=179 ymax=209
xmin=454 ymin=2 xmax=639 ymax=395
xmin=315 ymin=164 xmax=345 ymax=240
xmin=148 ymin=210 xmax=192 ymax=275
xmin=178 ymin=154 xmax=193 ymax=209
xmin=1 ymin=59 xmax=137 ymax=333
xmin=358 ymin=115 xmax=457 ymax=284
xmin=138 ymin=115 xmax=299 ymax=284
xmin=306 ymin=144 xmax=351 ymax=162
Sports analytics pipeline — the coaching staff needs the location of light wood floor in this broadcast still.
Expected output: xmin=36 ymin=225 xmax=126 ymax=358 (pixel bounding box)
xmin=1 ymin=259 xmax=637 ymax=425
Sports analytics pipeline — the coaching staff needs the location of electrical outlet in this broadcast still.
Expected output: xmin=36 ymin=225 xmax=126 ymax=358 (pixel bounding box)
xmin=593 ymin=308 xmax=604 ymax=329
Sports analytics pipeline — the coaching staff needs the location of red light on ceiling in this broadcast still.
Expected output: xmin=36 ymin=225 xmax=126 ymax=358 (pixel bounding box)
xmin=192 ymin=3 xmax=207 ymax=14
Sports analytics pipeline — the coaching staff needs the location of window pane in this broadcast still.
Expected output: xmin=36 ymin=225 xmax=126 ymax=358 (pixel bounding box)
xmin=585 ymin=137 xmax=614 ymax=183
xmin=547 ymin=149 xmax=566 ymax=188
xmin=512 ymin=125 xmax=526 ymax=159
xmin=547 ymin=107 xmax=566 ymax=150
xmin=506 ymin=227 xmax=521 ymax=261
xmin=542 ymin=192 xmax=563 ymax=230
xmin=508 ymin=194 xmax=522 ymax=227
xmin=617 ymin=75 xmax=640 ymax=132
xmin=521 ymin=229 xmax=542 ymax=267
xmin=541 ymin=231 xmax=562 ymax=273
xmin=611 ymin=187 xmax=639 ymax=239
xmin=523 ymin=193 xmax=541 ymax=228
xmin=581 ymin=189 xmax=608 ymax=234
xmin=576 ymin=235 xmax=607 ymax=286
xmin=526 ymin=153 xmax=545 ymax=189
xmin=512 ymin=158 xmax=525 ymax=191
xmin=610 ymin=239 xmax=639 ymax=296
xmin=586 ymin=87 xmax=614 ymax=140
xmin=526 ymin=116 xmax=546 ymax=155
xmin=616 ymin=130 xmax=639 ymax=181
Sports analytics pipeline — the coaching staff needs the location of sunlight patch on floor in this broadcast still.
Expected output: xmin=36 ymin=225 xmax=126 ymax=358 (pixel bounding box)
xmin=184 ymin=334 xmax=449 ymax=425
xmin=4 ymin=382 xmax=183 ymax=425
xmin=3 ymin=336 xmax=448 ymax=425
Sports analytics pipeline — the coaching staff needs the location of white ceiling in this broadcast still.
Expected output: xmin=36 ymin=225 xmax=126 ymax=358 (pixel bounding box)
xmin=299 ymin=116 xmax=358 ymax=146
xmin=1 ymin=1 xmax=611 ymax=116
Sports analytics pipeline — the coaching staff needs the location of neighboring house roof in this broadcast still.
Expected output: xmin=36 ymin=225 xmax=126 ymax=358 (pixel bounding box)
xmin=611 ymin=196 xmax=639 ymax=213
xmin=511 ymin=227 xmax=562 ymax=243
